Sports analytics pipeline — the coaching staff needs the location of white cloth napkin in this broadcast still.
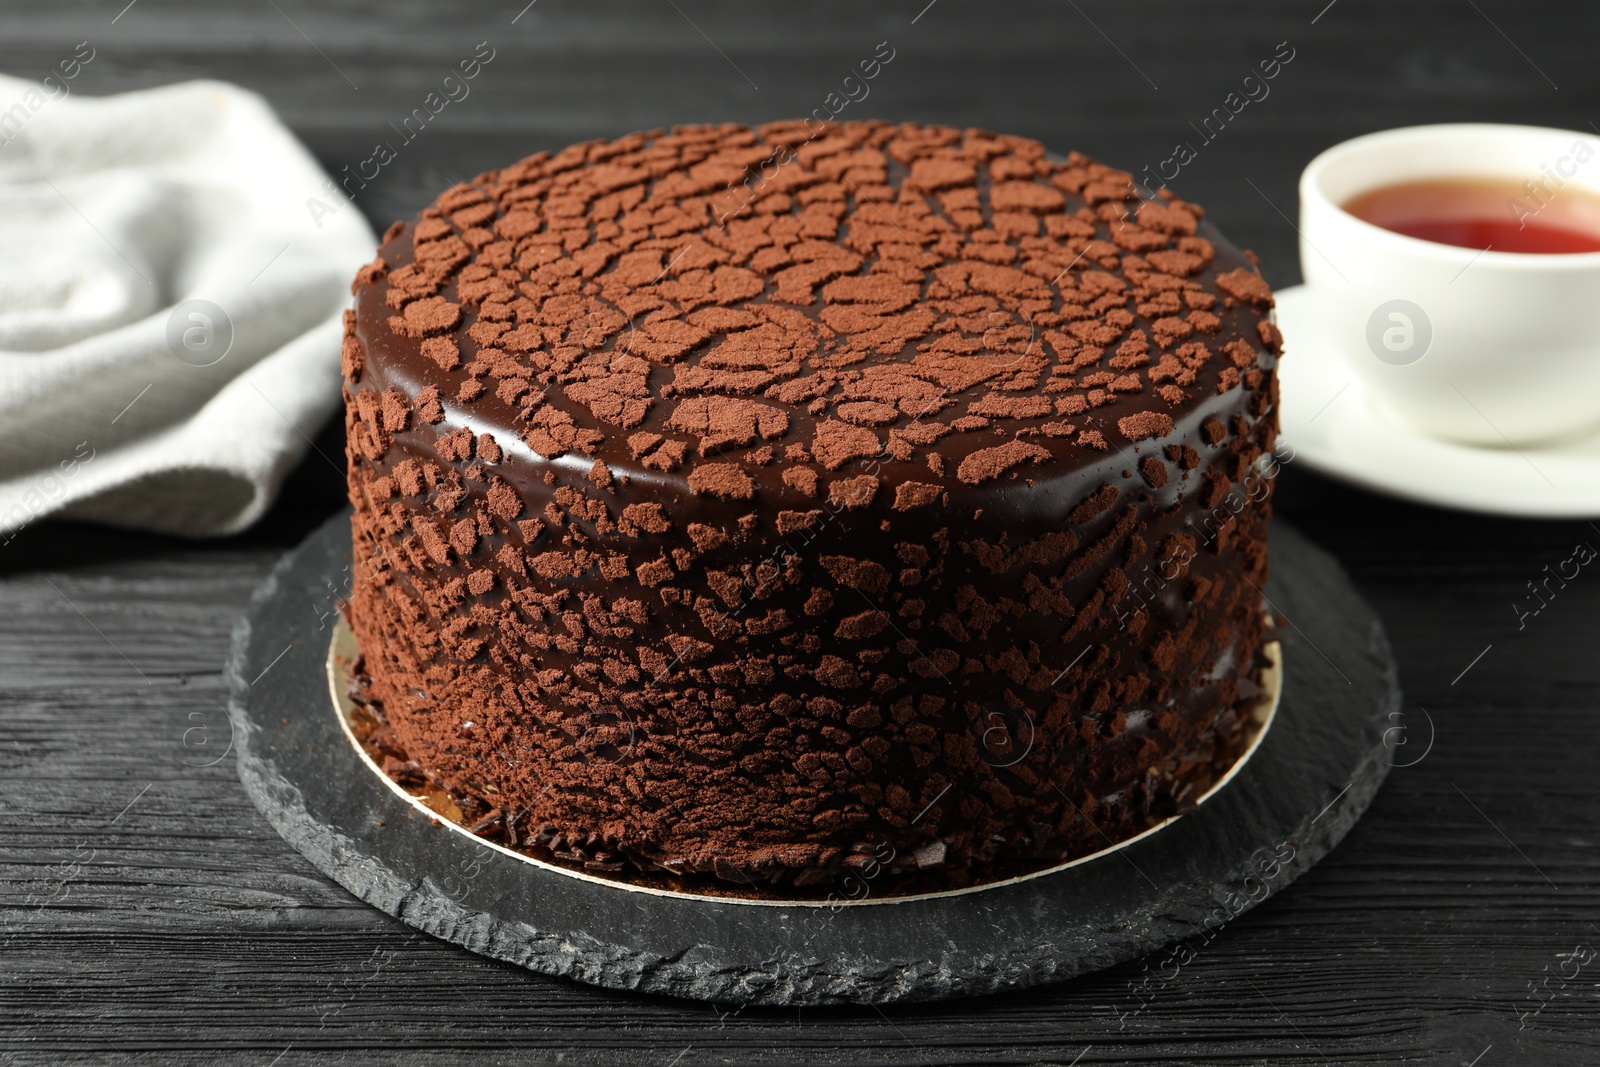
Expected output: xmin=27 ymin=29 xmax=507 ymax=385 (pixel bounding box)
xmin=0 ymin=76 xmax=374 ymax=538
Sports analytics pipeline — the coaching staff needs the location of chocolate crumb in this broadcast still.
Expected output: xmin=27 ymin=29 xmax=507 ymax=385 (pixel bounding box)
xmin=828 ymin=475 xmax=880 ymax=509
xmin=1117 ymin=411 xmax=1174 ymax=441
xmin=687 ymin=463 xmax=755 ymax=500
xmin=955 ymin=441 xmax=1052 ymax=484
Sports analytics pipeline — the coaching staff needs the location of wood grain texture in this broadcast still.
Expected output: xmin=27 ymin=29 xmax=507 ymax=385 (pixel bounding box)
xmin=2 ymin=1 xmax=1599 ymax=1062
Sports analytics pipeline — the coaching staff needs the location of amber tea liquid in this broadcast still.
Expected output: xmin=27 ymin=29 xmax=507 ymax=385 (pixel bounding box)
xmin=1342 ymin=177 xmax=1600 ymax=254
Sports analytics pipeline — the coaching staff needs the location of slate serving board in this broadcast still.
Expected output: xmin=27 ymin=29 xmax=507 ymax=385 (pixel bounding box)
xmin=228 ymin=511 xmax=1398 ymax=1005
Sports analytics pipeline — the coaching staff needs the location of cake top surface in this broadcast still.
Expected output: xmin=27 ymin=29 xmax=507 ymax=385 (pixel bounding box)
xmin=352 ymin=121 xmax=1277 ymax=503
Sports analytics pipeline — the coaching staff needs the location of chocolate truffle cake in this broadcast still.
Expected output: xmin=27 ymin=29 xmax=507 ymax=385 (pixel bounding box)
xmin=341 ymin=121 xmax=1282 ymax=890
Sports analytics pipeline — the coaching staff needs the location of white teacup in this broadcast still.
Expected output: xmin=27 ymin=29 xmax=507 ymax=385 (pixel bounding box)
xmin=1299 ymin=123 xmax=1600 ymax=447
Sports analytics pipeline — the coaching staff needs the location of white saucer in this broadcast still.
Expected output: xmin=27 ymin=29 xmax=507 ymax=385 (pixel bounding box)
xmin=1274 ymin=284 xmax=1600 ymax=518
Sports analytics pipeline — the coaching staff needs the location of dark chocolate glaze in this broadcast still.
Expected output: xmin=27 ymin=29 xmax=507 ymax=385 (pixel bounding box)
xmin=342 ymin=123 xmax=1280 ymax=886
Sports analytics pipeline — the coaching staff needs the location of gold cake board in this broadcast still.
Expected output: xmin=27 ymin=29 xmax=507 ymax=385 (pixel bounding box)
xmin=327 ymin=615 xmax=1282 ymax=906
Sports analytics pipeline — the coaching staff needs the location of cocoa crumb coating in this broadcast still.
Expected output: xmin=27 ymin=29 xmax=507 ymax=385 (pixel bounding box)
xmin=342 ymin=121 xmax=1282 ymax=886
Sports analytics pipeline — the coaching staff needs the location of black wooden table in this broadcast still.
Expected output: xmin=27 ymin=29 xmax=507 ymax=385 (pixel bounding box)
xmin=3 ymin=2 xmax=1597 ymax=1063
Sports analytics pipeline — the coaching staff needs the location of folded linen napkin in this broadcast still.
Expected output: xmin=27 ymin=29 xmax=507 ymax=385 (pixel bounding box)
xmin=0 ymin=75 xmax=374 ymax=538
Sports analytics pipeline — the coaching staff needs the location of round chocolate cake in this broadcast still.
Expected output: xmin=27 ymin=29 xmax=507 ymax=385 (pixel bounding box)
xmin=341 ymin=121 xmax=1282 ymax=890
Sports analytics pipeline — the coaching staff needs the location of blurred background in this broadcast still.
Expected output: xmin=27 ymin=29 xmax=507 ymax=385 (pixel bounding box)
xmin=5 ymin=0 xmax=1593 ymax=540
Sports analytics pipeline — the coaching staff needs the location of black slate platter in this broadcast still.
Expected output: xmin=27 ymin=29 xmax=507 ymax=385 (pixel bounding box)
xmin=228 ymin=511 xmax=1399 ymax=1006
